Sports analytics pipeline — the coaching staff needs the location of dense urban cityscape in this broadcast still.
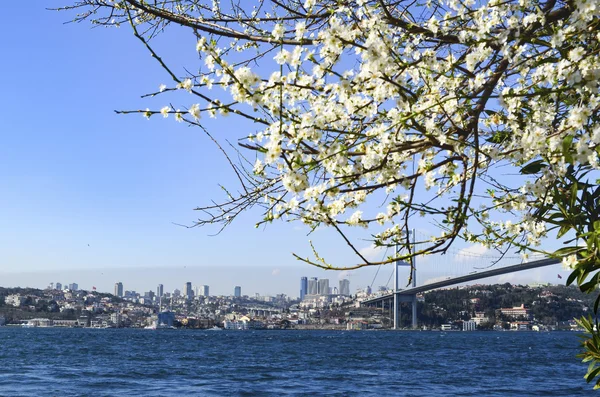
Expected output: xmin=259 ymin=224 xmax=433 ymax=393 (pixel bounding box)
xmin=0 ymin=277 xmax=593 ymax=332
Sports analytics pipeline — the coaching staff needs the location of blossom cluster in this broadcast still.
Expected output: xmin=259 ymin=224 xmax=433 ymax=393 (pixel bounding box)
xmin=80 ymin=0 xmax=600 ymax=268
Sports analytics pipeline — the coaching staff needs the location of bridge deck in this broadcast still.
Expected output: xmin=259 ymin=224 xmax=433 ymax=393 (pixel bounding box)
xmin=362 ymin=257 xmax=560 ymax=305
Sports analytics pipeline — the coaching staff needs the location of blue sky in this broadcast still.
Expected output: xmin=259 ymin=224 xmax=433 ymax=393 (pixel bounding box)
xmin=0 ymin=2 xmax=565 ymax=296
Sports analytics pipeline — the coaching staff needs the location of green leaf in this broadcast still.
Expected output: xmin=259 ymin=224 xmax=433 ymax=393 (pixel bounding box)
xmin=563 ymin=135 xmax=574 ymax=164
xmin=586 ymin=366 xmax=600 ymax=383
xmin=570 ymin=182 xmax=578 ymax=207
xmin=553 ymin=246 xmax=582 ymax=256
xmin=520 ymin=160 xmax=547 ymax=175
xmin=566 ymin=269 xmax=579 ymax=286
xmin=557 ymin=225 xmax=572 ymax=239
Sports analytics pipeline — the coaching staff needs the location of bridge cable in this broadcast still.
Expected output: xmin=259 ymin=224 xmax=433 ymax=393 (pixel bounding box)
xmin=369 ymin=246 xmax=390 ymax=290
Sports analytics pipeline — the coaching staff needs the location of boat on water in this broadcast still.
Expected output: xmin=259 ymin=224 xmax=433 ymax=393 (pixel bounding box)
xmin=145 ymin=322 xmax=176 ymax=330
xmin=207 ymin=326 xmax=223 ymax=331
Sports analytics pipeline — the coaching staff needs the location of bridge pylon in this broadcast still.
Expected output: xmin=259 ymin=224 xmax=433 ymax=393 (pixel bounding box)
xmin=393 ymin=230 xmax=417 ymax=330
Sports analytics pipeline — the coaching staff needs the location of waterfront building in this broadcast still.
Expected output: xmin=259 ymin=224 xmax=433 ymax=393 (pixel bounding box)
xmin=53 ymin=319 xmax=78 ymax=327
xmin=339 ymin=279 xmax=350 ymax=296
xmin=318 ymin=279 xmax=329 ymax=296
xmin=111 ymin=313 xmax=122 ymax=327
xmin=463 ymin=321 xmax=477 ymax=331
xmin=308 ymin=277 xmax=318 ymax=295
xmin=300 ymin=277 xmax=308 ymax=300
xmin=202 ymin=285 xmax=210 ymax=297
xmin=499 ymin=304 xmax=531 ymax=319
xmin=510 ymin=321 xmax=531 ymax=331
xmin=56 ymin=282 xmax=62 ymax=291
xmin=157 ymin=284 xmax=164 ymax=298
xmin=158 ymin=311 xmax=175 ymax=327
xmin=223 ymin=320 xmax=248 ymax=330
xmin=25 ymin=318 xmax=54 ymax=327
xmin=234 ymin=286 xmax=241 ymax=297
xmin=184 ymin=282 xmax=193 ymax=300
xmin=471 ymin=312 xmax=489 ymax=325
xmin=114 ymin=282 xmax=123 ymax=297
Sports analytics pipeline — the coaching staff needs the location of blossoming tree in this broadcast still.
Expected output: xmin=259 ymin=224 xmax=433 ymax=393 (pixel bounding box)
xmin=63 ymin=0 xmax=600 ymax=384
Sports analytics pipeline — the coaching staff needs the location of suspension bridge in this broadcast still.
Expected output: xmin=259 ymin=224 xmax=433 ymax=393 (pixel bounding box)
xmin=359 ymin=230 xmax=562 ymax=329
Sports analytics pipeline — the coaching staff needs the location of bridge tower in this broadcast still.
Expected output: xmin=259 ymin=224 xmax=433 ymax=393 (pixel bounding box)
xmin=394 ymin=230 xmax=417 ymax=330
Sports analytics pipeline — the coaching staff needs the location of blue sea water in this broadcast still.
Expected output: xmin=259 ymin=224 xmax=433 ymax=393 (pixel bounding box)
xmin=0 ymin=328 xmax=592 ymax=396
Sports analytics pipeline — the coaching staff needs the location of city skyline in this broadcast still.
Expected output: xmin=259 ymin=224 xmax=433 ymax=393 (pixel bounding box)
xmin=0 ymin=259 xmax=568 ymax=300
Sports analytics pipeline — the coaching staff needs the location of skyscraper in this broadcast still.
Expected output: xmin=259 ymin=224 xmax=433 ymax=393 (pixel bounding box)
xmin=234 ymin=286 xmax=241 ymax=297
xmin=317 ymin=279 xmax=329 ymax=296
xmin=308 ymin=277 xmax=318 ymax=295
xmin=69 ymin=283 xmax=78 ymax=291
xmin=56 ymin=282 xmax=62 ymax=291
xmin=300 ymin=277 xmax=308 ymax=300
xmin=202 ymin=285 xmax=209 ymax=297
xmin=157 ymin=284 xmax=164 ymax=298
xmin=184 ymin=282 xmax=193 ymax=300
xmin=339 ymin=279 xmax=350 ymax=296
xmin=114 ymin=282 xmax=123 ymax=297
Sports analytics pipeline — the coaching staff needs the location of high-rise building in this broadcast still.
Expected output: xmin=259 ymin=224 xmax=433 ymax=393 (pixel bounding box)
xmin=184 ymin=282 xmax=193 ymax=300
xmin=202 ymin=285 xmax=210 ymax=297
xmin=300 ymin=277 xmax=308 ymax=300
xmin=173 ymin=289 xmax=181 ymax=297
xmin=56 ymin=282 xmax=62 ymax=291
xmin=234 ymin=286 xmax=241 ymax=297
xmin=308 ymin=277 xmax=318 ymax=295
xmin=339 ymin=279 xmax=350 ymax=296
xmin=145 ymin=291 xmax=156 ymax=302
xmin=157 ymin=284 xmax=164 ymax=298
xmin=317 ymin=279 xmax=329 ymax=296
xmin=114 ymin=282 xmax=123 ymax=297
xmin=69 ymin=283 xmax=78 ymax=291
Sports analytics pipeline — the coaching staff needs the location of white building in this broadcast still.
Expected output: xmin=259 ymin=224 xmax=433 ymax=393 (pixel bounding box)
xmin=223 ymin=320 xmax=248 ymax=330
xmin=5 ymin=294 xmax=24 ymax=307
xmin=463 ymin=321 xmax=477 ymax=331
xmin=25 ymin=318 xmax=53 ymax=327
xmin=471 ymin=312 xmax=489 ymax=325
xmin=111 ymin=313 xmax=122 ymax=326
xmin=500 ymin=304 xmax=531 ymax=319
